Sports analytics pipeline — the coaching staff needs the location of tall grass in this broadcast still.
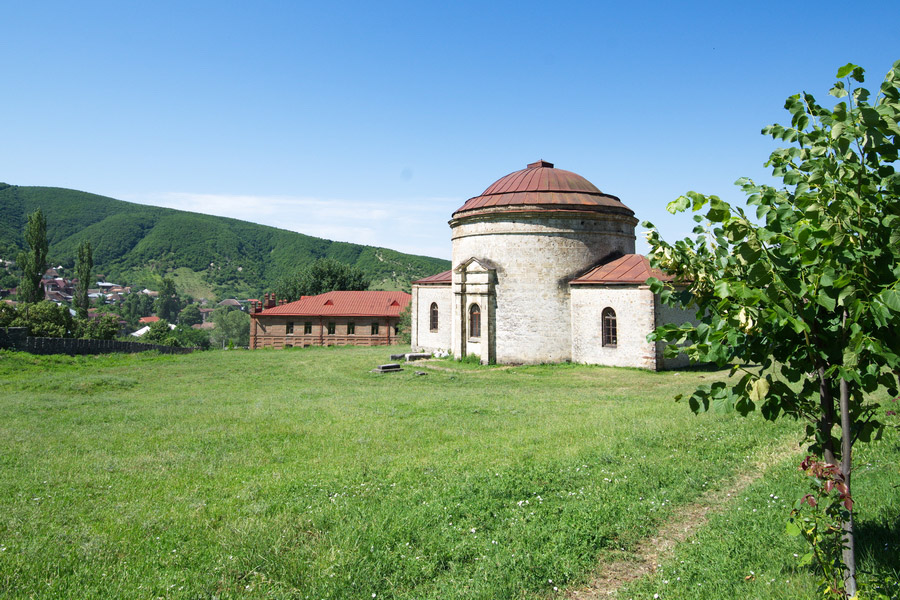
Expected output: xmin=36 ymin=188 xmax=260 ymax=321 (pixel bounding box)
xmin=0 ymin=347 xmax=895 ymax=598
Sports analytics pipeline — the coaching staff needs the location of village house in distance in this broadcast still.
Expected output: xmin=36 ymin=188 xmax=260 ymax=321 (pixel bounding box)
xmin=249 ymin=290 xmax=410 ymax=349
xmin=410 ymin=160 xmax=694 ymax=370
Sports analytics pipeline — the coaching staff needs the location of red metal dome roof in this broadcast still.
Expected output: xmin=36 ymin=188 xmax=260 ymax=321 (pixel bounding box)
xmin=452 ymin=160 xmax=633 ymax=218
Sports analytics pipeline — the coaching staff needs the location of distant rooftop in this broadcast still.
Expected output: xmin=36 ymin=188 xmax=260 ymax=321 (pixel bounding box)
xmin=255 ymin=290 xmax=410 ymax=318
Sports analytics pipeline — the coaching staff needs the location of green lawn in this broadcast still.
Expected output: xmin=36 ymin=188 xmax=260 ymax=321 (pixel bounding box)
xmin=0 ymin=347 xmax=896 ymax=599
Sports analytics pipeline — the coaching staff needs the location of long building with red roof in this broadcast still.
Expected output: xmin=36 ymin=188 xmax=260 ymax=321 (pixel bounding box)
xmin=249 ymin=290 xmax=410 ymax=349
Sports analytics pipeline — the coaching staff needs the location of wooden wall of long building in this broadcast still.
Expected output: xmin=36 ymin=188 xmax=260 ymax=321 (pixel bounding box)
xmin=250 ymin=315 xmax=400 ymax=349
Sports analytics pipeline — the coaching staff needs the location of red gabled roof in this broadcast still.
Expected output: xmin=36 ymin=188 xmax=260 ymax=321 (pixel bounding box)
xmin=569 ymin=254 xmax=674 ymax=285
xmin=139 ymin=316 xmax=161 ymax=324
xmin=255 ymin=290 xmax=411 ymax=318
xmin=412 ymin=270 xmax=452 ymax=285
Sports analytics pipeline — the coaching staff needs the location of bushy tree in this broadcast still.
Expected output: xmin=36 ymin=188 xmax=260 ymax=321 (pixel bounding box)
xmin=142 ymin=319 xmax=174 ymax=344
xmin=155 ymin=277 xmax=181 ymax=322
xmin=16 ymin=209 xmax=48 ymax=303
xmin=209 ymin=307 xmax=249 ymax=348
xmin=74 ymin=240 xmax=93 ymax=319
xmin=645 ymin=61 xmax=900 ymax=595
xmin=397 ymin=303 xmax=412 ymax=344
xmin=171 ymin=324 xmax=210 ymax=350
xmin=0 ymin=270 xmax=17 ymax=290
xmin=0 ymin=303 xmax=14 ymax=326
xmin=121 ymin=293 xmax=155 ymax=327
xmin=76 ymin=313 xmax=120 ymax=340
xmin=138 ymin=319 xmax=209 ymax=349
xmin=178 ymin=303 xmax=202 ymax=326
xmin=275 ymin=258 xmax=370 ymax=301
xmin=3 ymin=301 xmax=74 ymax=337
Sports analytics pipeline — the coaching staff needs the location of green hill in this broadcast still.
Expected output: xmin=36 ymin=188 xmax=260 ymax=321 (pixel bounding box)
xmin=0 ymin=183 xmax=449 ymax=299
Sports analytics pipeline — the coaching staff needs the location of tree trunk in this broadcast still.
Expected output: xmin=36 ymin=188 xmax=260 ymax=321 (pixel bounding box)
xmin=839 ymin=377 xmax=857 ymax=595
xmin=817 ymin=366 xmax=838 ymax=465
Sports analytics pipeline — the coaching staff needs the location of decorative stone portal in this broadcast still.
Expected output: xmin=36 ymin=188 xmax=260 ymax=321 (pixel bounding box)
xmin=452 ymin=258 xmax=495 ymax=364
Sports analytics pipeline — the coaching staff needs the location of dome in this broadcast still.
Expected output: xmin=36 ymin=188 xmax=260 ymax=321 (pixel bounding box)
xmin=452 ymin=160 xmax=633 ymax=219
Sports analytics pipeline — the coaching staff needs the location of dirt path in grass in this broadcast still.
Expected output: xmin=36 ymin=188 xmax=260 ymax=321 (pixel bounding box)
xmin=566 ymin=438 xmax=801 ymax=599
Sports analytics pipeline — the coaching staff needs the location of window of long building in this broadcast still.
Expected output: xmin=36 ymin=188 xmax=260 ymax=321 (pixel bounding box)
xmin=304 ymin=322 xmax=312 ymax=334
xmin=286 ymin=321 xmax=294 ymax=334
xmin=371 ymin=322 xmax=380 ymax=335
xmin=347 ymin=321 xmax=355 ymax=335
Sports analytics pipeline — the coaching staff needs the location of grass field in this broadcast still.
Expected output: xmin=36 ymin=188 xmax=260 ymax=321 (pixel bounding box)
xmin=0 ymin=346 xmax=897 ymax=599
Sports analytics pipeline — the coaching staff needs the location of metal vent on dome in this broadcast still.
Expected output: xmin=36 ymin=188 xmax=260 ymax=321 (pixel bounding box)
xmin=527 ymin=160 xmax=554 ymax=169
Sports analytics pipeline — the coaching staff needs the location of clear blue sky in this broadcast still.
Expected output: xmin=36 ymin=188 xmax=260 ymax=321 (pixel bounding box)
xmin=3 ymin=1 xmax=898 ymax=260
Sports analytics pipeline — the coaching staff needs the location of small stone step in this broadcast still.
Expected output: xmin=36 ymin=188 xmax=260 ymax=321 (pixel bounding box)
xmin=405 ymin=353 xmax=432 ymax=362
xmin=372 ymin=363 xmax=403 ymax=373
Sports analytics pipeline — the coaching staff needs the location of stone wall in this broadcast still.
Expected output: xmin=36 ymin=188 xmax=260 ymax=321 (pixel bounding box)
xmin=570 ymin=286 xmax=657 ymax=369
xmin=451 ymin=212 xmax=636 ymax=364
xmin=0 ymin=327 xmax=194 ymax=355
xmin=410 ymin=284 xmax=452 ymax=353
xmin=569 ymin=286 xmax=696 ymax=370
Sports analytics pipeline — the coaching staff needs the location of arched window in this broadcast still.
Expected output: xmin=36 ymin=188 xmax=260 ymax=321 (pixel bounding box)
xmin=469 ymin=303 xmax=481 ymax=338
xmin=430 ymin=302 xmax=439 ymax=332
xmin=602 ymin=307 xmax=617 ymax=347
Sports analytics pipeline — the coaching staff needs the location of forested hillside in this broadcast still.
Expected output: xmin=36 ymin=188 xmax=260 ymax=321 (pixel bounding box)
xmin=0 ymin=183 xmax=449 ymax=299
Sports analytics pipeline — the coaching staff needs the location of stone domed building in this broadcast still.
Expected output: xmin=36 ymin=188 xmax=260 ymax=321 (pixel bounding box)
xmin=410 ymin=160 xmax=693 ymax=370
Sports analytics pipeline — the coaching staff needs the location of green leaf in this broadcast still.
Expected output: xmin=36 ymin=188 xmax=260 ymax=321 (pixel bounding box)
xmin=837 ymin=285 xmax=856 ymax=307
xmin=817 ymin=290 xmax=837 ymax=312
xmin=749 ymin=377 xmax=770 ymax=404
xmin=861 ymin=107 xmax=881 ymax=125
xmin=737 ymin=242 xmax=761 ymax=264
xmin=881 ymin=289 xmax=900 ymax=312
xmin=843 ymin=347 xmax=859 ymax=368
xmin=785 ymin=519 xmax=802 ymax=536
xmin=714 ymin=280 xmax=731 ymax=299
xmin=689 ymin=191 xmax=710 ymax=211
xmin=783 ymin=171 xmax=802 ymax=185
xmin=748 ymin=261 xmax=771 ymax=286
xmin=836 ymin=63 xmax=859 ymax=79
xmin=707 ymin=197 xmax=731 ymax=223
xmin=831 ymin=122 xmax=845 ymax=140
xmin=781 ymin=276 xmax=802 ymax=296
xmin=666 ymin=196 xmax=690 ymax=214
